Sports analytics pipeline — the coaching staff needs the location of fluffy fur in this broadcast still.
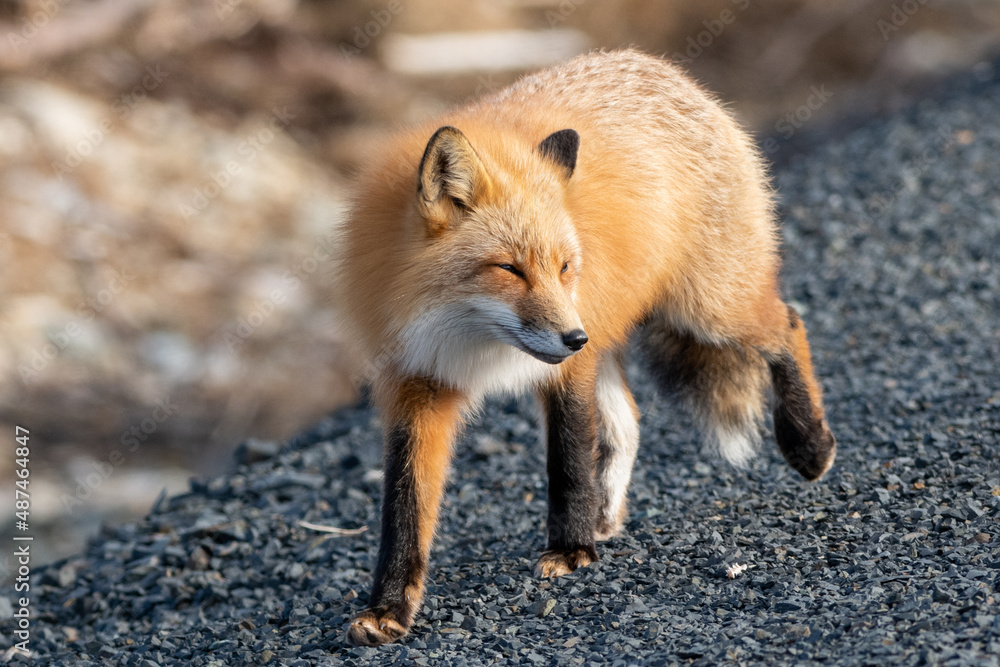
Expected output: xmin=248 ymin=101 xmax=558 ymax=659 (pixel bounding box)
xmin=334 ymin=49 xmax=836 ymax=646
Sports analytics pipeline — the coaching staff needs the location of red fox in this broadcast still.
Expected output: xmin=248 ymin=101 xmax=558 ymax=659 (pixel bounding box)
xmin=335 ymin=49 xmax=836 ymax=646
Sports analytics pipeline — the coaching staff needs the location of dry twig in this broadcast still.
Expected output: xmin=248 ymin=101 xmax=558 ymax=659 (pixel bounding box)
xmin=296 ymin=520 xmax=368 ymax=536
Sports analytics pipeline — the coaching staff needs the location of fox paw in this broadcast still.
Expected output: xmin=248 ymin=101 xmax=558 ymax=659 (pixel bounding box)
xmin=534 ymin=547 xmax=598 ymax=578
xmin=806 ymin=424 xmax=837 ymax=481
xmin=347 ymin=607 xmax=409 ymax=646
xmin=779 ymin=418 xmax=837 ymax=482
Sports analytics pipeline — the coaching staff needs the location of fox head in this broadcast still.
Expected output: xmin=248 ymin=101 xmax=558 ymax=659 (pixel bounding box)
xmin=401 ymin=125 xmax=588 ymax=370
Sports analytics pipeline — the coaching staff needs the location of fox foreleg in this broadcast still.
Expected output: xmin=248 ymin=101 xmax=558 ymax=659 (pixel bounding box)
xmin=347 ymin=378 xmax=464 ymax=646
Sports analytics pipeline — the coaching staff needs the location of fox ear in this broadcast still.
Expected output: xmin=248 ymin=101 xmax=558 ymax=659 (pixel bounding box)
xmin=538 ymin=129 xmax=579 ymax=179
xmin=416 ymin=126 xmax=491 ymax=235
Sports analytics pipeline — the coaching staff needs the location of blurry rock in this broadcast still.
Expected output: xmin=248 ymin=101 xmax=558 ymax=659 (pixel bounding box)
xmin=382 ymin=29 xmax=589 ymax=74
xmin=234 ymin=438 xmax=280 ymax=465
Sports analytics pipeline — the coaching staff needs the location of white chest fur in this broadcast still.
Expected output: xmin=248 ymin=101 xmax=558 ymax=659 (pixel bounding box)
xmin=395 ymin=304 xmax=559 ymax=400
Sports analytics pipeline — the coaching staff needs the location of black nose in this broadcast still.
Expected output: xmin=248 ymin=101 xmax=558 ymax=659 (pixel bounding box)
xmin=562 ymin=329 xmax=588 ymax=352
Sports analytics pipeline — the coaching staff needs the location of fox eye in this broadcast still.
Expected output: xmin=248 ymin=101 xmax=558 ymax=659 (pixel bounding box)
xmin=561 ymin=262 xmax=569 ymax=274
xmin=498 ymin=264 xmax=524 ymax=278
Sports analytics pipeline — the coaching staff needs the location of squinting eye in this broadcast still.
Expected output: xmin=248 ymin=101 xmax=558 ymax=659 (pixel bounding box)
xmin=498 ymin=264 xmax=524 ymax=278
xmin=561 ymin=262 xmax=569 ymax=274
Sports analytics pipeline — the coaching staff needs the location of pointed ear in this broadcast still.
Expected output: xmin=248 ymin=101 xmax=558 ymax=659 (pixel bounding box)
xmin=416 ymin=126 xmax=491 ymax=236
xmin=538 ymin=129 xmax=580 ymax=179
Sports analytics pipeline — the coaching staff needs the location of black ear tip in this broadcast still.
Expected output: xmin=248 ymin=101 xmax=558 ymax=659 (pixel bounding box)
xmin=542 ymin=128 xmax=580 ymax=152
xmin=538 ymin=129 xmax=580 ymax=178
xmin=550 ymin=128 xmax=579 ymax=141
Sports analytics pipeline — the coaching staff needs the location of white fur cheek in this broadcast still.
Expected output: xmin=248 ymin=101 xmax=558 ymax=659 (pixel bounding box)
xmin=396 ymin=305 xmax=558 ymax=400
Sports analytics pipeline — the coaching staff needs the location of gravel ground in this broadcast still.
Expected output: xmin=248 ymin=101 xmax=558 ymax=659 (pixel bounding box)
xmin=4 ymin=63 xmax=1000 ymax=666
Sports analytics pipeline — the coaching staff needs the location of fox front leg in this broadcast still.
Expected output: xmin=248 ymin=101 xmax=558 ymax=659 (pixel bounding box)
xmin=535 ymin=367 xmax=600 ymax=577
xmin=347 ymin=379 xmax=464 ymax=646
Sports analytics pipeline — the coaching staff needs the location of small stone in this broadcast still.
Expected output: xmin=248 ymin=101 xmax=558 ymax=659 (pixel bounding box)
xmin=965 ymin=499 xmax=985 ymax=517
xmin=530 ymin=598 xmax=557 ymax=617
xmin=626 ymin=598 xmax=648 ymax=613
xmin=473 ymin=435 xmax=508 ymax=458
xmin=542 ymin=599 xmax=557 ymax=617
xmin=234 ymin=439 xmax=280 ymax=465
xmin=188 ymin=546 xmax=211 ymax=570
xmin=57 ymin=563 xmax=78 ymax=588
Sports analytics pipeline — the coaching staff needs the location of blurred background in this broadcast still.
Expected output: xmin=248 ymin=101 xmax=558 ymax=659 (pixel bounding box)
xmin=2 ymin=0 xmax=1000 ymax=566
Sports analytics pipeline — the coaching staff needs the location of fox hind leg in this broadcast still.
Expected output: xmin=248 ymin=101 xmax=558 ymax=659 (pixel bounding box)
xmin=765 ymin=305 xmax=836 ymax=480
xmin=593 ymin=351 xmax=640 ymax=541
xmin=641 ymin=300 xmax=835 ymax=481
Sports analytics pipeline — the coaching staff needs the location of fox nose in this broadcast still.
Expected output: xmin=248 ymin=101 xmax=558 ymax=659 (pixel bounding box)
xmin=562 ymin=329 xmax=588 ymax=352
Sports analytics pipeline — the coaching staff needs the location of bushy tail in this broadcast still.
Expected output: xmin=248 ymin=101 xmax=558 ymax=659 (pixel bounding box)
xmin=640 ymin=325 xmax=769 ymax=467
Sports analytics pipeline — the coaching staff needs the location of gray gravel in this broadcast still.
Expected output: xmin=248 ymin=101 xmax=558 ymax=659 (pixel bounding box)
xmin=4 ymin=63 xmax=1000 ymax=666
